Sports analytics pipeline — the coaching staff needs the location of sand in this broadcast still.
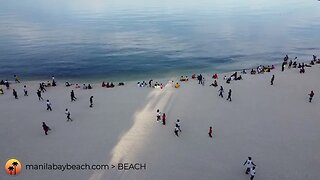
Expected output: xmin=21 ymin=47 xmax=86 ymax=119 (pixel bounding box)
xmin=0 ymin=63 xmax=320 ymax=180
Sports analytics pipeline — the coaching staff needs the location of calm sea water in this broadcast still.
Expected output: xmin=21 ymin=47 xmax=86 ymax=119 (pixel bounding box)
xmin=0 ymin=0 xmax=320 ymax=81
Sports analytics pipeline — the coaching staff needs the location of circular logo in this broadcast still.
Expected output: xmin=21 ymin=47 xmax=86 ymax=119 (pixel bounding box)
xmin=5 ymin=159 xmax=22 ymax=176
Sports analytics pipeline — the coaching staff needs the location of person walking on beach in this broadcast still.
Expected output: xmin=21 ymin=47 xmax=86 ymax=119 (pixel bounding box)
xmin=70 ymin=90 xmax=77 ymax=101
xmin=65 ymin=108 xmax=72 ymax=121
xmin=14 ymin=75 xmax=20 ymax=83
xmin=174 ymin=126 xmax=179 ymax=137
xmin=175 ymin=119 xmax=182 ymax=132
xmin=162 ymin=113 xmax=166 ymax=125
xmin=37 ymin=89 xmax=44 ymax=101
xmin=208 ymin=126 xmax=213 ymax=138
xmin=12 ymin=89 xmax=18 ymax=99
xmin=271 ymin=75 xmax=275 ymax=85
xmin=281 ymin=62 xmax=285 ymax=72
xmin=197 ymin=74 xmax=203 ymax=84
xmin=23 ymin=85 xmax=28 ymax=96
xmin=243 ymin=157 xmax=256 ymax=174
xmin=89 ymin=96 xmax=94 ymax=108
xmin=227 ymin=89 xmax=232 ymax=101
xmin=202 ymin=77 xmax=205 ymax=86
xmin=46 ymin=100 xmax=52 ymax=111
xmin=42 ymin=122 xmax=51 ymax=135
xmin=156 ymin=109 xmax=161 ymax=121
xmin=309 ymin=91 xmax=314 ymax=102
xmin=218 ymin=86 xmax=224 ymax=98
xmin=40 ymin=83 xmax=46 ymax=92
xmin=250 ymin=166 xmax=256 ymax=180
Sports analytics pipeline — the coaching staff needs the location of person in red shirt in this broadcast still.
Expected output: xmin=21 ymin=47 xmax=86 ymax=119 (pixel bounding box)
xmin=162 ymin=113 xmax=166 ymax=125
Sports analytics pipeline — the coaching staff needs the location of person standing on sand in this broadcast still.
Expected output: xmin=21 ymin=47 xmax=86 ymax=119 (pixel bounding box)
xmin=65 ymin=108 xmax=72 ymax=121
xmin=197 ymin=74 xmax=203 ymax=84
xmin=5 ymin=80 xmax=9 ymax=89
xmin=37 ymin=89 xmax=44 ymax=101
xmin=309 ymin=91 xmax=314 ymax=102
xmin=250 ymin=166 xmax=256 ymax=180
xmin=149 ymin=80 xmax=153 ymax=88
xmin=243 ymin=157 xmax=256 ymax=174
xmin=218 ymin=86 xmax=224 ymax=98
xmin=90 ymin=96 xmax=94 ymax=108
xmin=271 ymin=75 xmax=275 ymax=85
xmin=208 ymin=126 xmax=213 ymax=138
xmin=227 ymin=89 xmax=232 ymax=101
xmin=175 ymin=119 xmax=181 ymax=132
xmin=70 ymin=90 xmax=77 ymax=101
xmin=12 ymin=89 xmax=18 ymax=99
xmin=23 ymin=85 xmax=28 ymax=96
xmin=281 ymin=62 xmax=285 ymax=72
xmin=40 ymin=83 xmax=46 ymax=92
xmin=162 ymin=113 xmax=166 ymax=125
xmin=42 ymin=122 xmax=51 ymax=135
xmin=46 ymin=100 xmax=52 ymax=111
xmin=156 ymin=109 xmax=161 ymax=121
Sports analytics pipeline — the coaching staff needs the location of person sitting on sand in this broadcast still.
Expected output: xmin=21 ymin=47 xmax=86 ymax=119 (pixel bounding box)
xmin=0 ymin=88 xmax=3 ymax=95
xmin=75 ymin=84 xmax=80 ymax=88
xmin=192 ymin=74 xmax=196 ymax=79
xmin=175 ymin=82 xmax=180 ymax=88
xmin=118 ymin=82 xmax=124 ymax=86
xmin=236 ymin=75 xmax=242 ymax=80
xmin=212 ymin=73 xmax=218 ymax=79
xmin=0 ymin=80 xmax=4 ymax=85
xmin=110 ymin=82 xmax=115 ymax=88
xmin=65 ymin=81 xmax=72 ymax=87
xmin=46 ymin=81 xmax=51 ymax=87
xmin=83 ymin=84 xmax=87 ymax=89
xmin=250 ymin=69 xmax=256 ymax=75
xmin=210 ymin=80 xmax=218 ymax=87
xmin=226 ymin=77 xmax=231 ymax=84
xmin=241 ymin=69 xmax=247 ymax=74
xmin=88 ymin=84 xmax=92 ymax=89
xmin=102 ymin=81 xmax=106 ymax=87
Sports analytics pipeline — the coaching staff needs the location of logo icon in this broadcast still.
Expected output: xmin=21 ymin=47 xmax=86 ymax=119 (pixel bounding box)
xmin=5 ymin=158 xmax=22 ymax=176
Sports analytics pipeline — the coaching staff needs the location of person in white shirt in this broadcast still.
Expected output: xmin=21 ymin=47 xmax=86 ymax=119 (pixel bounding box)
xmin=46 ymin=100 xmax=52 ymax=111
xmin=243 ymin=157 xmax=256 ymax=174
xmin=65 ymin=108 xmax=72 ymax=121
xmin=156 ymin=109 xmax=161 ymax=121
xmin=175 ymin=119 xmax=181 ymax=132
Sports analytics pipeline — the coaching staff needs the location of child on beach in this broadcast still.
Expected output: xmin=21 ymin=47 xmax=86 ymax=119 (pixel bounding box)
xmin=42 ymin=122 xmax=51 ymax=135
xmin=46 ymin=100 xmax=52 ymax=111
xmin=23 ymin=85 xmax=28 ymax=96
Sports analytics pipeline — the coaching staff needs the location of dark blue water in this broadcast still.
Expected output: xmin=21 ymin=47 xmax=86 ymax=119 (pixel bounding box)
xmin=0 ymin=0 xmax=320 ymax=81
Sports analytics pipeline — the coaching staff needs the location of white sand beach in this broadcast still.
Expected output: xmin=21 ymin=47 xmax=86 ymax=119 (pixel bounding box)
xmin=0 ymin=62 xmax=320 ymax=180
